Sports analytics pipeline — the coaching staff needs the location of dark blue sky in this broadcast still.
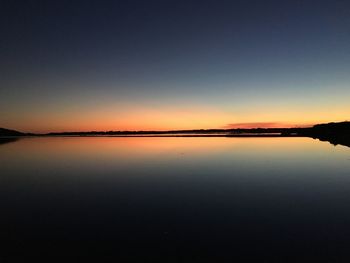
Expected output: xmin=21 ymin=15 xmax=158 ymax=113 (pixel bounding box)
xmin=1 ymin=0 xmax=350 ymax=131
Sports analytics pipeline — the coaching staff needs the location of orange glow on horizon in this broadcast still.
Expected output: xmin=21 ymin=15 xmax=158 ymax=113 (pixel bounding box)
xmin=2 ymin=105 xmax=349 ymax=133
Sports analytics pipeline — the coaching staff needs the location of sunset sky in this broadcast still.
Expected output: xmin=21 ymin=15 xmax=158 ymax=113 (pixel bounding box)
xmin=1 ymin=0 xmax=349 ymax=133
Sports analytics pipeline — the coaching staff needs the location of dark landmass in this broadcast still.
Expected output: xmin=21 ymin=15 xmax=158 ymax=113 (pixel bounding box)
xmin=1 ymin=121 xmax=349 ymax=147
xmin=0 ymin=127 xmax=25 ymax=136
xmin=297 ymin=121 xmax=350 ymax=148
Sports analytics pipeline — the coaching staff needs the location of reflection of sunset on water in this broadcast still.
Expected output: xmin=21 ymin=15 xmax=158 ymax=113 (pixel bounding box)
xmin=2 ymin=137 xmax=349 ymax=170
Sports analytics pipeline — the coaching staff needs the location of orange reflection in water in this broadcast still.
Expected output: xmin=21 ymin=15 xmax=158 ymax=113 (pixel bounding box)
xmin=0 ymin=136 xmax=337 ymax=159
xmin=1 ymin=136 xmax=349 ymax=181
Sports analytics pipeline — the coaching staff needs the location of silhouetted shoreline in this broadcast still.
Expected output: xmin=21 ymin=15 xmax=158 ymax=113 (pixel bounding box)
xmin=297 ymin=122 xmax=350 ymax=148
xmin=1 ymin=121 xmax=349 ymax=147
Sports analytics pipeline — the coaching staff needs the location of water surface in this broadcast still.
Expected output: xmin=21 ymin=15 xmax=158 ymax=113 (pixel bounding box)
xmin=2 ymin=137 xmax=350 ymax=261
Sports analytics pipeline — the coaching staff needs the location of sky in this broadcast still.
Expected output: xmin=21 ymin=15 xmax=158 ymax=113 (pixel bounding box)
xmin=1 ymin=0 xmax=349 ymax=132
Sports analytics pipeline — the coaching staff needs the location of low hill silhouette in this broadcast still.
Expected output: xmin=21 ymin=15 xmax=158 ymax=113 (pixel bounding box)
xmin=0 ymin=127 xmax=24 ymax=136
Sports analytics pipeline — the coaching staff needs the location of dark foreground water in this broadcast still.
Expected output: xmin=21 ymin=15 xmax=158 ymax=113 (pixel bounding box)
xmin=2 ymin=137 xmax=350 ymax=262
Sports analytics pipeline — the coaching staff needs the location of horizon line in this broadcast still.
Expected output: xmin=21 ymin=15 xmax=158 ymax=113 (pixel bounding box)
xmin=4 ymin=120 xmax=350 ymax=135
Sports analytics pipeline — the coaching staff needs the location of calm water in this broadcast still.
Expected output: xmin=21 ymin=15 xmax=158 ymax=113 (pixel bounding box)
xmin=2 ymin=137 xmax=350 ymax=262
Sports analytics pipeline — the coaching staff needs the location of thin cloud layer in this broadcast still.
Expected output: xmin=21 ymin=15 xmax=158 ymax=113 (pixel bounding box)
xmin=224 ymin=122 xmax=286 ymax=129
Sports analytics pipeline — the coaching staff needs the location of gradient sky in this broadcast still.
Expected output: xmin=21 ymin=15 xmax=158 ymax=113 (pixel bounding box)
xmin=1 ymin=0 xmax=349 ymax=132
